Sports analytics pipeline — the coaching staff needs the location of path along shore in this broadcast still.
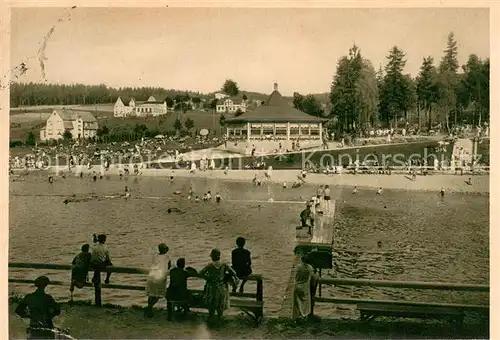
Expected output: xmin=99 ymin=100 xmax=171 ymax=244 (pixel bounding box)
xmin=49 ymin=166 xmax=489 ymax=194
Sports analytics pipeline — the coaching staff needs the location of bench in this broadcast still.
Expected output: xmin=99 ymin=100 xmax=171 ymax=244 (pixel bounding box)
xmin=313 ymin=277 xmax=489 ymax=326
xmin=169 ymin=293 xmax=264 ymax=325
xmin=357 ymin=302 xmax=464 ymax=324
xmin=168 ymin=282 xmax=264 ymax=326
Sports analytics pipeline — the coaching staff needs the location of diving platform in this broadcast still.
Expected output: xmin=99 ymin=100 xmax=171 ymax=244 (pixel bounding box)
xmin=279 ymin=199 xmax=336 ymax=318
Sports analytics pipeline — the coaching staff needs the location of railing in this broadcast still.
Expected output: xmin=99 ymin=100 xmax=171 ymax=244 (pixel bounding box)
xmin=9 ymin=262 xmax=263 ymax=307
xmin=312 ymin=277 xmax=489 ymax=313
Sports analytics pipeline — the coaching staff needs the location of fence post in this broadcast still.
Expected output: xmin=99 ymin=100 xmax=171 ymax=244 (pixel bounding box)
xmin=94 ymin=271 xmax=102 ymax=306
xmin=256 ymin=277 xmax=263 ymax=302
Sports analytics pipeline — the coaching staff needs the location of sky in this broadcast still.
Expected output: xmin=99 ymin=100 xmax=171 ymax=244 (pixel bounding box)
xmin=10 ymin=7 xmax=490 ymax=96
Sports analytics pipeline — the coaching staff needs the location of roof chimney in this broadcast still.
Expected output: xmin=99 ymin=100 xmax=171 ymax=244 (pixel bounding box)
xmin=273 ymin=83 xmax=278 ymax=91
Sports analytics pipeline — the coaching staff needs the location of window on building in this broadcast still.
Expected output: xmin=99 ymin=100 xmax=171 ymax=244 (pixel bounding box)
xmin=310 ymin=128 xmax=320 ymax=136
xmin=262 ymin=124 xmax=274 ymax=136
xmin=250 ymin=124 xmax=261 ymax=136
xmin=299 ymin=125 xmax=310 ymax=135
xmin=289 ymin=126 xmax=299 ymax=135
xmin=275 ymin=125 xmax=287 ymax=135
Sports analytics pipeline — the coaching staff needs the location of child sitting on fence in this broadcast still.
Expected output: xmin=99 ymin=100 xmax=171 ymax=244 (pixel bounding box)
xmin=166 ymin=258 xmax=196 ymax=320
xmin=70 ymin=244 xmax=92 ymax=301
xmin=231 ymin=237 xmax=252 ymax=293
xmin=91 ymin=234 xmax=113 ymax=285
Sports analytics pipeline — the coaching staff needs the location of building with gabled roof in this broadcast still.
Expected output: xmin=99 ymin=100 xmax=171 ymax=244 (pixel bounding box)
xmin=216 ymin=96 xmax=247 ymax=113
xmin=114 ymin=97 xmax=136 ymax=117
xmin=224 ymin=83 xmax=327 ymax=154
xmin=40 ymin=109 xmax=98 ymax=141
xmin=113 ymin=95 xmax=169 ymax=117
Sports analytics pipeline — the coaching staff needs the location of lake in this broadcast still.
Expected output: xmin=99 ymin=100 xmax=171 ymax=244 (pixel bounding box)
xmin=9 ymin=172 xmax=489 ymax=317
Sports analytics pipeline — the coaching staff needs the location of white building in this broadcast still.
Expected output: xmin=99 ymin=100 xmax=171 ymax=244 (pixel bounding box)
xmin=113 ymin=97 xmax=136 ymax=117
xmin=113 ymin=96 xmax=168 ymax=118
xmin=40 ymin=109 xmax=98 ymax=141
xmin=135 ymin=96 xmax=168 ymax=117
xmin=216 ymin=97 xmax=247 ymax=114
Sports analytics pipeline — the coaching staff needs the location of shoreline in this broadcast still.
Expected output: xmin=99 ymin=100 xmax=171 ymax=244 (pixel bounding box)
xmin=153 ymin=169 xmax=489 ymax=194
xmin=8 ymin=299 xmax=489 ymax=339
xmin=30 ymin=166 xmax=490 ymax=195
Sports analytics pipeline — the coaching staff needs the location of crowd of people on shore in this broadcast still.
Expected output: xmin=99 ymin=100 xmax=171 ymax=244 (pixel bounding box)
xmin=9 ymin=134 xmax=221 ymax=171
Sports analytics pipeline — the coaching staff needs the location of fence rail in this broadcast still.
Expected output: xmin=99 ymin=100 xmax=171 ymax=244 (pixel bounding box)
xmin=9 ymin=262 xmax=263 ymax=306
xmin=313 ymin=276 xmax=489 ymax=313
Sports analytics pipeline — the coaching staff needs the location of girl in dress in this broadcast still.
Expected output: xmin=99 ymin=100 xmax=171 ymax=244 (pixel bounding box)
xmin=199 ymin=249 xmax=239 ymax=324
xmin=144 ymin=243 xmax=171 ymax=318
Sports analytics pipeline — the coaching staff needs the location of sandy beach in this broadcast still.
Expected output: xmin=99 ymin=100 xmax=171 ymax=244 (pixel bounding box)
xmin=47 ymin=166 xmax=489 ymax=194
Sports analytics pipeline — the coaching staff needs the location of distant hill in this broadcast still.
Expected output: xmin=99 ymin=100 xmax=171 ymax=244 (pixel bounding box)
xmin=206 ymin=90 xmax=330 ymax=104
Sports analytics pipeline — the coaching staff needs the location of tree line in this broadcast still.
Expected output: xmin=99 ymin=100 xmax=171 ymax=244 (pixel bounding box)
xmin=293 ymin=32 xmax=489 ymax=136
xmin=9 ymin=83 xmax=207 ymax=109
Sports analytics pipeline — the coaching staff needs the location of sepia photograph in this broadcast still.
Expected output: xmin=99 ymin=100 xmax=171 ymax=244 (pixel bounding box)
xmin=6 ymin=4 xmax=491 ymax=339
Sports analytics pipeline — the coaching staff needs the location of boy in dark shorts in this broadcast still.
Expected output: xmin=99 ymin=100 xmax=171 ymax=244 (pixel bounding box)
xmin=231 ymin=237 xmax=252 ymax=293
xmin=70 ymin=244 xmax=92 ymax=301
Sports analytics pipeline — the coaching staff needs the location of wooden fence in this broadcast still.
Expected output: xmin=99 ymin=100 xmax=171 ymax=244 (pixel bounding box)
xmin=9 ymin=262 xmax=263 ymax=308
xmin=313 ymin=277 xmax=489 ymax=313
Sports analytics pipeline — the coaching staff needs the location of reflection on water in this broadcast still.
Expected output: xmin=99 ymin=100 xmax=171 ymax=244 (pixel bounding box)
xmin=9 ymin=173 xmax=489 ymax=317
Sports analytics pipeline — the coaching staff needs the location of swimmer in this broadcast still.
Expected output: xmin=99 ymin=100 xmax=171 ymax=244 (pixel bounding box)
xmin=224 ymin=166 xmax=229 ymax=175
xmin=215 ymin=192 xmax=221 ymax=203
xmin=194 ymin=196 xmax=200 ymax=202
xmin=352 ymin=186 xmax=358 ymax=194
xmin=283 ymin=182 xmax=287 ymax=189
xmin=61 ymin=173 xmax=66 ymax=179
xmin=119 ymin=173 xmax=123 ymax=180
xmin=93 ymin=175 xmax=97 ymax=182
xmin=440 ymin=187 xmax=445 ymax=197
xmin=124 ymin=186 xmax=130 ymax=198
xmin=188 ymin=187 xmax=193 ymax=199
xmin=173 ymin=190 xmax=182 ymax=195
xmin=80 ymin=172 xmax=83 ymax=178
xmin=202 ymin=193 xmax=209 ymax=201
xmin=206 ymin=191 xmax=212 ymax=200
xmin=252 ymin=173 xmax=258 ymax=186
xmin=377 ymin=241 xmax=382 ymax=248
xmin=376 ymin=187 xmax=383 ymax=195
xmin=170 ymin=175 xmax=174 ymax=183
xmin=48 ymin=176 xmax=54 ymax=184
xmin=465 ymin=177 xmax=472 ymax=185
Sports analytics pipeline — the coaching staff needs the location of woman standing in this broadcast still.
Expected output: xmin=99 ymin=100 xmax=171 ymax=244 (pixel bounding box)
xmin=144 ymin=243 xmax=171 ymax=318
xmin=199 ymin=249 xmax=239 ymax=324
xmin=292 ymin=254 xmax=316 ymax=321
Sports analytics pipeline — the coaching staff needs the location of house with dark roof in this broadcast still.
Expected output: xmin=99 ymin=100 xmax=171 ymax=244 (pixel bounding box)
xmin=113 ymin=97 xmax=136 ymax=117
xmin=40 ymin=109 xmax=98 ymax=141
xmin=135 ymin=95 xmax=168 ymax=117
xmin=224 ymin=83 xmax=327 ymax=154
